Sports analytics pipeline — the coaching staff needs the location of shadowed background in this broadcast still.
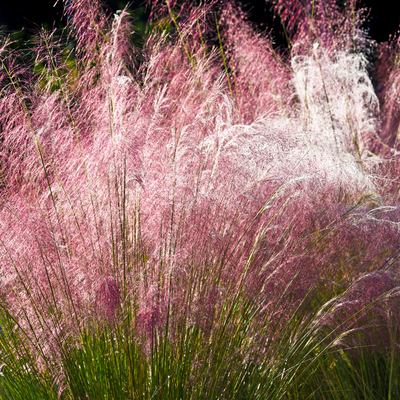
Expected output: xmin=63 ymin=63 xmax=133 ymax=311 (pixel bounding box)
xmin=0 ymin=0 xmax=398 ymax=44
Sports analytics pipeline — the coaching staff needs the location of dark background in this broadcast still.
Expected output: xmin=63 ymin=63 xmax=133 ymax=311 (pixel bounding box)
xmin=0 ymin=0 xmax=398 ymax=44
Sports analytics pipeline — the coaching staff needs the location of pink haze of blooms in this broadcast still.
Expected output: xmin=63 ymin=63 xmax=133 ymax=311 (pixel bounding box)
xmin=0 ymin=0 xmax=400 ymax=362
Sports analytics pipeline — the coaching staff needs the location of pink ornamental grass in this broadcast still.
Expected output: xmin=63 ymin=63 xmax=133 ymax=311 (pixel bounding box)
xmin=0 ymin=0 xmax=399 ymax=370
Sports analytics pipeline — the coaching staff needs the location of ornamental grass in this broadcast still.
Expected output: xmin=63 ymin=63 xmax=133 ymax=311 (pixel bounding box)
xmin=1 ymin=0 xmax=400 ymax=398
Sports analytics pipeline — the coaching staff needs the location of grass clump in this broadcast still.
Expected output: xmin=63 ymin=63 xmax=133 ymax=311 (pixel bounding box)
xmin=1 ymin=0 xmax=400 ymax=398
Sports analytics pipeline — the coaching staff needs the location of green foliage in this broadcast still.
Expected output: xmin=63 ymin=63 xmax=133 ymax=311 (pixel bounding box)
xmin=0 ymin=291 xmax=339 ymax=399
xmin=296 ymin=347 xmax=400 ymax=399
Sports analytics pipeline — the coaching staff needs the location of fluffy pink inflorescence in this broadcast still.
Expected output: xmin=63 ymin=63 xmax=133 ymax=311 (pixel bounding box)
xmin=0 ymin=0 xmax=399 ymax=362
